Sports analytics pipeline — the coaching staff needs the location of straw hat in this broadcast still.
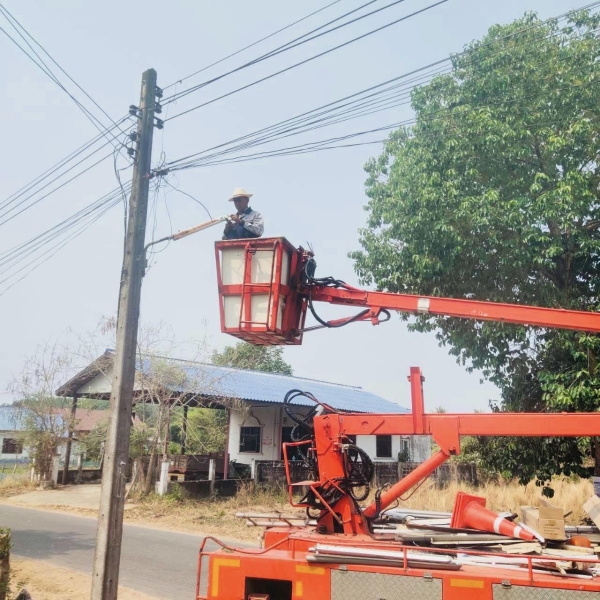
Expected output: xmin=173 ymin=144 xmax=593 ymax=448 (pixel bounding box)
xmin=229 ymin=187 xmax=253 ymax=201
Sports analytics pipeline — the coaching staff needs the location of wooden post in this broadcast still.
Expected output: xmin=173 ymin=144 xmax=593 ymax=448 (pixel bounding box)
xmin=62 ymin=393 xmax=78 ymax=485
xmin=91 ymin=68 xmax=158 ymax=600
xmin=181 ymin=404 xmax=188 ymax=454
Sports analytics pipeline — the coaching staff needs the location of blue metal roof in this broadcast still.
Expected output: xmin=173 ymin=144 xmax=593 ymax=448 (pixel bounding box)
xmin=139 ymin=357 xmax=409 ymax=414
xmin=0 ymin=407 xmax=23 ymax=431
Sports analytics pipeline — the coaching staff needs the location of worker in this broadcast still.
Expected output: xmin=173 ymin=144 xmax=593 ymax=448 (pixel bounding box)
xmin=222 ymin=187 xmax=264 ymax=240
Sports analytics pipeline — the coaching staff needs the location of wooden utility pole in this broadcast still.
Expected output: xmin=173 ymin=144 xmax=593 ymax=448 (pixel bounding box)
xmin=91 ymin=68 xmax=158 ymax=600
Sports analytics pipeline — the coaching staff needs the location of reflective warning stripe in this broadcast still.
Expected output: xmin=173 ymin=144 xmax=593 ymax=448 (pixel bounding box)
xmin=295 ymin=565 xmax=325 ymax=575
xmin=211 ymin=558 xmax=240 ymax=597
xmin=493 ymin=516 xmax=504 ymax=534
xmin=450 ymin=579 xmax=485 ymax=589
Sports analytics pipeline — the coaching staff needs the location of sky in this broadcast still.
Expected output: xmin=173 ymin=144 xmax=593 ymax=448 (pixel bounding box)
xmin=0 ymin=0 xmax=586 ymax=412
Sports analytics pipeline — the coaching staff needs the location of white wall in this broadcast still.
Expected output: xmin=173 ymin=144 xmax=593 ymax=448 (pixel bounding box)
xmin=228 ymin=407 xmax=432 ymax=465
xmin=228 ymin=405 xmax=312 ymax=463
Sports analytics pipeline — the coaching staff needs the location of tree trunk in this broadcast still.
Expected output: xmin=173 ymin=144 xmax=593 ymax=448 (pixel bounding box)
xmin=143 ymin=451 xmax=157 ymax=495
xmin=129 ymin=456 xmax=146 ymax=495
xmin=594 ymin=437 xmax=600 ymax=477
xmin=0 ymin=531 xmax=10 ymax=600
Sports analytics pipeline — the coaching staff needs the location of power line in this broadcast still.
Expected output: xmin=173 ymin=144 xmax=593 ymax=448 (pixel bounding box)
xmin=163 ymin=0 xmax=347 ymax=90
xmin=0 ymin=147 xmax=115 ymax=228
xmin=2 ymin=2 xmax=598 ymax=295
xmin=163 ymin=4 xmax=600 ymax=171
xmin=165 ymin=0 xmax=448 ymax=122
xmin=161 ymin=0 xmax=399 ymax=106
xmin=0 ymin=4 xmax=126 ymax=148
xmin=0 ymin=195 xmax=119 ymax=297
xmin=0 ymin=3 xmax=126 ymax=137
xmin=163 ymin=179 xmax=213 ymax=220
xmin=0 ymin=115 xmax=131 ymax=213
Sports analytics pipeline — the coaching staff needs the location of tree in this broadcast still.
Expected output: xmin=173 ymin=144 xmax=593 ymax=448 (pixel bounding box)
xmin=10 ymin=343 xmax=74 ymax=483
xmin=351 ymin=10 xmax=600 ymax=491
xmin=211 ymin=341 xmax=293 ymax=375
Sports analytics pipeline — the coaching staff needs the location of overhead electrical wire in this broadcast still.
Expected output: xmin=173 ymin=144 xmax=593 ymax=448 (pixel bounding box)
xmin=162 ymin=4 xmax=600 ymax=172
xmin=2 ymin=1 xmax=598 ymax=296
xmin=0 ymin=3 xmax=126 ymax=147
xmin=0 ymin=184 xmax=129 ymax=268
xmin=0 ymin=115 xmax=131 ymax=213
xmin=161 ymin=0 xmax=405 ymax=106
xmin=163 ymin=0 xmax=347 ymax=90
xmin=0 ymin=197 xmax=120 ymax=298
xmin=0 ymin=147 xmax=116 ymax=228
xmin=165 ymin=0 xmax=449 ymax=122
xmin=0 ymin=0 xmax=357 ymax=225
xmin=170 ymin=73 xmax=600 ymax=171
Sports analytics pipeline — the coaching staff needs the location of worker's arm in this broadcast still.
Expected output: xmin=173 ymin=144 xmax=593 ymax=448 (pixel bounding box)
xmin=243 ymin=211 xmax=264 ymax=237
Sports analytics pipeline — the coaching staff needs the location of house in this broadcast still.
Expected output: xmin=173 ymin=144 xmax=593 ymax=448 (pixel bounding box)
xmin=0 ymin=405 xmax=107 ymax=467
xmin=56 ymin=351 xmax=431 ymax=469
xmin=0 ymin=407 xmax=26 ymax=464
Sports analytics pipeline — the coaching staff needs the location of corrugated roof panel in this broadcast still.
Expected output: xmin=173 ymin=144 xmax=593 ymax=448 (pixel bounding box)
xmin=0 ymin=407 xmax=23 ymax=431
xmin=139 ymin=358 xmax=409 ymax=414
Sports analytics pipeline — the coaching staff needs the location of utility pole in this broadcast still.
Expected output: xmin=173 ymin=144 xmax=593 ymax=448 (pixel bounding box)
xmin=91 ymin=68 xmax=160 ymax=600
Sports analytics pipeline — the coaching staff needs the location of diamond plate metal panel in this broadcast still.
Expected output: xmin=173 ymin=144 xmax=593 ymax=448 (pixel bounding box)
xmin=493 ymin=585 xmax=600 ymax=599
xmin=330 ymin=570 xmax=442 ymax=600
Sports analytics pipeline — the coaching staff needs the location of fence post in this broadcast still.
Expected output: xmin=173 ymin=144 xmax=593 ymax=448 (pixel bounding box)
xmin=76 ymin=453 xmax=84 ymax=484
xmin=157 ymin=460 xmax=170 ymax=496
xmin=51 ymin=456 xmax=60 ymax=487
xmin=208 ymin=459 xmax=216 ymax=496
xmin=250 ymin=459 xmax=257 ymax=482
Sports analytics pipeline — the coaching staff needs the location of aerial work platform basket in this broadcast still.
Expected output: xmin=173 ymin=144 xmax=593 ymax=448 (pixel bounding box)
xmin=214 ymin=237 xmax=307 ymax=345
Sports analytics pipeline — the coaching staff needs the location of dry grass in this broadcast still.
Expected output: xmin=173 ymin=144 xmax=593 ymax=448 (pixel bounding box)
xmin=8 ymin=478 xmax=594 ymax=544
xmin=124 ymin=482 xmax=294 ymax=542
xmin=390 ymin=476 xmax=594 ymax=523
xmin=0 ymin=474 xmax=35 ymax=498
xmin=9 ymin=558 xmax=157 ymax=600
xmin=124 ymin=478 xmax=594 ymax=540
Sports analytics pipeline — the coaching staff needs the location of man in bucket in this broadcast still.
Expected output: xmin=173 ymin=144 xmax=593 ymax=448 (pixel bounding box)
xmin=222 ymin=187 xmax=264 ymax=240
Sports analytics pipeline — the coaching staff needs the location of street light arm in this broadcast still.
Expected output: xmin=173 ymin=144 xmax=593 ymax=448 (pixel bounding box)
xmin=171 ymin=216 xmax=229 ymax=241
xmin=144 ymin=216 xmax=229 ymax=252
xmin=143 ymin=216 xmax=230 ymax=275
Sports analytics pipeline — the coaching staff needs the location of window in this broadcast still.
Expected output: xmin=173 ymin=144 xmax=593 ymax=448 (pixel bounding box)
xmin=1 ymin=438 xmax=23 ymax=455
xmin=239 ymin=426 xmax=261 ymax=453
xmin=281 ymin=427 xmax=303 ymax=460
xmin=375 ymin=435 xmax=392 ymax=458
xmin=401 ymin=438 xmax=410 ymax=454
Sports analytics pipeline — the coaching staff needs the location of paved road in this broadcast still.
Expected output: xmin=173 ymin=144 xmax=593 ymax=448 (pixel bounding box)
xmin=0 ymin=504 xmax=252 ymax=599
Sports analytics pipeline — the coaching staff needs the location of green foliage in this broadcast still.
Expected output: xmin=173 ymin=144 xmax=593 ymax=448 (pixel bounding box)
xmin=212 ymin=342 xmax=293 ymax=375
xmin=80 ymin=419 xmax=155 ymax=462
xmin=352 ymin=10 xmax=600 ymax=488
xmin=169 ymin=407 xmax=226 ymax=454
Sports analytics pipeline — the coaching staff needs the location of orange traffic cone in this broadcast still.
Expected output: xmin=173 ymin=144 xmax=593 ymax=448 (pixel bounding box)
xmin=450 ymin=492 xmax=535 ymax=542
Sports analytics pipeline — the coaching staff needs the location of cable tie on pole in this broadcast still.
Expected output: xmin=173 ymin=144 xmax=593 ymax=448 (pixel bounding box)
xmin=149 ymin=168 xmax=170 ymax=179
